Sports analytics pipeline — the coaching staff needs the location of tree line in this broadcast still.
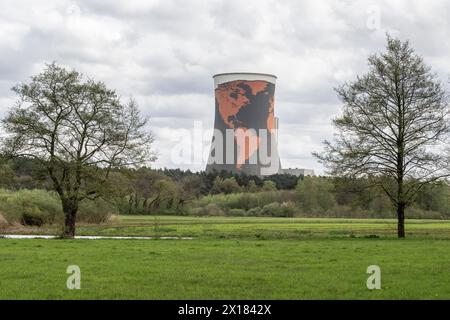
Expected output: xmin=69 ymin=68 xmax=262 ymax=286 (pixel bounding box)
xmin=2 ymin=158 xmax=450 ymax=220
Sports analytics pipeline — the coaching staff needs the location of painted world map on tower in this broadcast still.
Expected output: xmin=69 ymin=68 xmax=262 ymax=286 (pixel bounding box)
xmin=214 ymin=80 xmax=275 ymax=170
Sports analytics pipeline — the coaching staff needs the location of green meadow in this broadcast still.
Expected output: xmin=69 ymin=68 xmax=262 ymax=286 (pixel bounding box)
xmin=1 ymin=216 xmax=449 ymax=299
xmin=9 ymin=215 xmax=450 ymax=239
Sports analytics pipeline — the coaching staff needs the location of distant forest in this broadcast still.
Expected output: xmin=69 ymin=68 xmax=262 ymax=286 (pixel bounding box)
xmin=1 ymin=157 xmax=449 ymax=227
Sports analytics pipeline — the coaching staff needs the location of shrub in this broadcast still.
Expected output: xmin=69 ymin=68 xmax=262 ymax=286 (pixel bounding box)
xmin=22 ymin=211 xmax=46 ymax=226
xmin=260 ymin=202 xmax=281 ymax=216
xmin=187 ymin=207 xmax=202 ymax=216
xmin=77 ymin=198 xmax=115 ymax=223
xmin=267 ymin=202 xmax=297 ymax=217
xmin=204 ymin=203 xmax=224 ymax=216
xmin=247 ymin=180 xmax=259 ymax=192
xmin=296 ymin=177 xmax=336 ymax=212
xmin=197 ymin=190 xmax=297 ymax=212
xmin=280 ymin=201 xmax=297 ymax=217
xmin=211 ymin=177 xmax=242 ymax=194
xmin=262 ymin=180 xmax=277 ymax=191
xmin=0 ymin=189 xmax=116 ymax=225
xmin=0 ymin=189 xmax=63 ymax=224
xmin=406 ymin=205 xmax=443 ymax=219
xmin=228 ymin=208 xmax=246 ymax=216
xmin=190 ymin=203 xmax=225 ymax=216
xmin=246 ymin=207 xmax=262 ymax=216
xmin=0 ymin=212 xmax=8 ymax=230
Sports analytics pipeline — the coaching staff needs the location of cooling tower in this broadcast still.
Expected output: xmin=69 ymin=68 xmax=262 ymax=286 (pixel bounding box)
xmin=206 ymin=72 xmax=281 ymax=176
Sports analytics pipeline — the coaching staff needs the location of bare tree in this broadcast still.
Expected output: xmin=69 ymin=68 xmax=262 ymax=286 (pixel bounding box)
xmin=314 ymin=36 xmax=449 ymax=238
xmin=1 ymin=63 xmax=156 ymax=238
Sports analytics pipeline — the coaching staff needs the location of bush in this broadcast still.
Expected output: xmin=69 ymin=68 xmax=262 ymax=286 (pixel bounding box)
xmin=406 ymin=205 xmax=443 ymax=219
xmin=77 ymin=198 xmax=115 ymax=223
xmin=260 ymin=202 xmax=281 ymax=216
xmin=204 ymin=203 xmax=224 ymax=216
xmin=0 ymin=212 xmax=8 ymax=230
xmin=296 ymin=177 xmax=336 ymax=212
xmin=259 ymin=202 xmax=296 ymax=217
xmin=228 ymin=208 xmax=246 ymax=216
xmin=22 ymin=211 xmax=46 ymax=226
xmin=280 ymin=201 xmax=297 ymax=217
xmin=211 ymin=177 xmax=242 ymax=194
xmin=198 ymin=190 xmax=297 ymax=212
xmin=189 ymin=203 xmax=225 ymax=216
xmin=0 ymin=189 xmax=63 ymax=224
xmin=262 ymin=180 xmax=277 ymax=191
xmin=0 ymin=189 xmax=115 ymax=225
xmin=246 ymin=207 xmax=262 ymax=216
xmin=191 ymin=184 xmax=450 ymax=219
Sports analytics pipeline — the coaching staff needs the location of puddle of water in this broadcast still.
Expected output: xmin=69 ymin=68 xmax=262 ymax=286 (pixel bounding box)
xmin=0 ymin=235 xmax=193 ymax=240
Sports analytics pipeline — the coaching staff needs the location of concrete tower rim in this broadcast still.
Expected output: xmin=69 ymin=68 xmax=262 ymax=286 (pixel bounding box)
xmin=213 ymin=72 xmax=277 ymax=79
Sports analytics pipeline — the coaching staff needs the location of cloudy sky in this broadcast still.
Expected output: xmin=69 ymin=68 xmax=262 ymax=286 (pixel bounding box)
xmin=1 ymin=0 xmax=449 ymax=173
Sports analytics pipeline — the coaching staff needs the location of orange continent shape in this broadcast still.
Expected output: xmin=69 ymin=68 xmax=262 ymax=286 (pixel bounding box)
xmin=234 ymin=128 xmax=260 ymax=170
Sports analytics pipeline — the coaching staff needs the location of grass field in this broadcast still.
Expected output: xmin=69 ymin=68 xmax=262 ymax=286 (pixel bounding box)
xmin=8 ymin=215 xmax=450 ymax=239
xmin=1 ymin=215 xmax=449 ymax=299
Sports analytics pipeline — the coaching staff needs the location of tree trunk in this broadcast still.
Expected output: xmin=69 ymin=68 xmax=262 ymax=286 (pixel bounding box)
xmin=62 ymin=199 xmax=78 ymax=238
xmin=397 ymin=203 xmax=405 ymax=238
xmin=128 ymin=195 xmax=133 ymax=215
